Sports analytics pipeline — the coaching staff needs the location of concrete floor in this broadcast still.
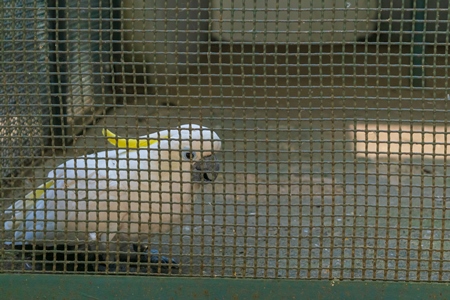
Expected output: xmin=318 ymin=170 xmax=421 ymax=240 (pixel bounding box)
xmin=1 ymin=44 xmax=450 ymax=280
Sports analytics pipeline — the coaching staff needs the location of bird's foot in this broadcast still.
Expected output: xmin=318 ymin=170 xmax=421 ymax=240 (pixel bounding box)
xmin=148 ymin=249 xmax=178 ymax=265
xmin=141 ymin=248 xmax=179 ymax=273
xmin=94 ymin=246 xmax=179 ymax=274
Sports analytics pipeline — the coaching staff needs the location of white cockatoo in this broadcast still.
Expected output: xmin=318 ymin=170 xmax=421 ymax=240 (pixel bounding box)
xmin=4 ymin=124 xmax=221 ymax=267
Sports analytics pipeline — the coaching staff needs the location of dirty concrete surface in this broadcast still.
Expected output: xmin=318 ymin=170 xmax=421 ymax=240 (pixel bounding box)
xmin=1 ymin=45 xmax=450 ymax=280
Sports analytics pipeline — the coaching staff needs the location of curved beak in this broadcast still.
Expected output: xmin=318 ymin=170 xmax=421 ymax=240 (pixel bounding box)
xmin=192 ymin=155 xmax=220 ymax=182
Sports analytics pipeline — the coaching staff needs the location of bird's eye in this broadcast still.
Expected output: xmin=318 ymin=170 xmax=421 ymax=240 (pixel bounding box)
xmin=182 ymin=151 xmax=196 ymax=160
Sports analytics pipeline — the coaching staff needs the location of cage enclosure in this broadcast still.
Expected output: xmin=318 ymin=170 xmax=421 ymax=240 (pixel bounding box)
xmin=1 ymin=0 xmax=450 ymax=298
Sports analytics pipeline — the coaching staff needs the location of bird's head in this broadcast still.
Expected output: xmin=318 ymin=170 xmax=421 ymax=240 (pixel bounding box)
xmin=161 ymin=124 xmax=222 ymax=183
xmin=103 ymin=124 xmax=222 ymax=183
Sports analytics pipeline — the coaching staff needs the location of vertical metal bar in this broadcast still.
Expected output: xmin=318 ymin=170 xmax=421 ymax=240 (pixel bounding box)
xmin=412 ymin=0 xmax=426 ymax=87
xmin=49 ymin=0 xmax=66 ymax=143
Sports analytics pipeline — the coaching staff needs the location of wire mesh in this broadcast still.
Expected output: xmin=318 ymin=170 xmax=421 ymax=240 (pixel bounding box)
xmin=1 ymin=0 xmax=450 ymax=282
xmin=0 ymin=0 xmax=51 ymax=180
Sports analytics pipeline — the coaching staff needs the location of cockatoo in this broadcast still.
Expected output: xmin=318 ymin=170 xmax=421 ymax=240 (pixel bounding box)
xmin=4 ymin=124 xmax=221 ymax=270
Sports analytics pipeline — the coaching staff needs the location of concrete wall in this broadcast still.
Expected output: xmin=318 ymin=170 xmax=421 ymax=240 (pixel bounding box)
xmin=211 ymin=0 xmax=378 ymax=43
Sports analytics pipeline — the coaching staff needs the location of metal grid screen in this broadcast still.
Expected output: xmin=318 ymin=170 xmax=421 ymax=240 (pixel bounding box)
xmin=1 ymin=0 xmax=450 ymax=284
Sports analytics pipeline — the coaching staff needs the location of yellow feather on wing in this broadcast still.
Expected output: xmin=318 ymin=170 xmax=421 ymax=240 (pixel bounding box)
xmin=25 ymin=180 xmax=55 ymax=199
xmin=102 ymin=128 xmax=167 ymax=149
xmin=4 ymin=180 xmax=55 ymax=231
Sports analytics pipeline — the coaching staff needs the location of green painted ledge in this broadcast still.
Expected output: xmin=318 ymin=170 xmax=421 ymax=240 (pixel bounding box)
xmin=0 ymin=275 xmax=449 ymax=299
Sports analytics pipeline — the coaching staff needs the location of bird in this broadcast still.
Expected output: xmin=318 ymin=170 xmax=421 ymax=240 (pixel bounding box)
xmin=3 ymin=124 xmax=221 ymax=271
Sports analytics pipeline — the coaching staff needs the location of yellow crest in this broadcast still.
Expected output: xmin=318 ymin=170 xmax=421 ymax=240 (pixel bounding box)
xmin=102 ymin=129 xmax=166 ymax=149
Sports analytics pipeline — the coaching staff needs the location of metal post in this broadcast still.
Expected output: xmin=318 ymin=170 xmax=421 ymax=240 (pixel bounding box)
xmin=412 ymin=0 xmax=426 ymax=87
